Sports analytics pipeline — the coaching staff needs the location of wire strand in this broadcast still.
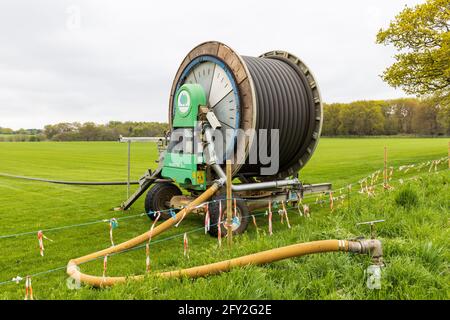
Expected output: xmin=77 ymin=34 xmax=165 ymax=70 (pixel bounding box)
xmin=1 ymin=167 xmax=447 ymax=288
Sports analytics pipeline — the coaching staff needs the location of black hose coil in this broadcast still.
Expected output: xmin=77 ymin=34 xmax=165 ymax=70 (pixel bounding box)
xmin=241 ymin=55 xmax=316 ymax=176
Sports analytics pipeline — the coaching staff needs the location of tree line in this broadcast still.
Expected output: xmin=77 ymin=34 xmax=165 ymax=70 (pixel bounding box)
xmin=43 ymin=121 xmax=169 ymax=141
xmin=0 ymin=121 xmax=169 ymax=142
xmin=0 ymin=128 xmax=45 ymax=142
xmin=322 ymin=98 xmax=449 ymax=136
xmin=1 ymin=98 xmax=448 ymax=142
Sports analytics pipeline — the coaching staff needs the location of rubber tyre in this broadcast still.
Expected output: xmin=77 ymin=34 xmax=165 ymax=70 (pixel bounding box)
xmin=145 ymin=182 xmax=182 ymax=220
xmin=207 ymin=195 xmax=249 ymax=237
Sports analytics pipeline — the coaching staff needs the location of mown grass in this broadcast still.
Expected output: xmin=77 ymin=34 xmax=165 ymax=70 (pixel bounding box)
xmin=0 ymin=138 xmax=448 ymax=300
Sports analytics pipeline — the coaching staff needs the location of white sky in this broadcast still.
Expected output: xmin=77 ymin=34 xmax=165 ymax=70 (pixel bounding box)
xmin=0 ymin=0 xmax=424 ymax=130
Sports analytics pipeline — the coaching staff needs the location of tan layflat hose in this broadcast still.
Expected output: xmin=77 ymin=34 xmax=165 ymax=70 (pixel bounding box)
xmin=67 ymin=180 xmax=382 ymax=288
xmin=158 ymin=239 xmax=382 ymax=279
xmin=70 ymin=240 xmax=346 ymax=287
xmin=67 ymin=182 xmax=221 ymax=287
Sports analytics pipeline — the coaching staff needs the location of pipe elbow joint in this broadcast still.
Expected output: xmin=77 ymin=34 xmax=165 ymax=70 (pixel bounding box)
xmin=348 ymin=239 xmax=383 ymax=266
xmin=214 ymin=178 xmax=226 ymax=188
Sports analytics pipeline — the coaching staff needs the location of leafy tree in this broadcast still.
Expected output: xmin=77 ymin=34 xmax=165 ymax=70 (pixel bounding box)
xmin=79 ymin=122 xmax=102 ymax=141
xmin=376 ymin=0 xmax=450 ymax=103
xmin=437 ymin=103 xmax=450 ymax=134
xmin=322 ymin=98 xmax=445 ymax=136
xmin=382 ymin=104 xmax=399 ymax=135
xmin=322 ymin=103 xmax=342 ymax=135
xmin=0 ymin=127 xmax=14 ymax=134
xmin=412 ymin=101 xmax=439 ymax=134
xmin=393 ymin=98 xmax=419 ymax=134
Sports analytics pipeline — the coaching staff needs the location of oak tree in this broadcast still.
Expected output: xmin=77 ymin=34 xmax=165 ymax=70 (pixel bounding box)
xmin=376 ymin=0 xmax=450 ymax=103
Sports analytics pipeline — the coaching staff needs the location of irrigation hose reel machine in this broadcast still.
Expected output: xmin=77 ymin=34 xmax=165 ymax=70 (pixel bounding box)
xmin=121 ymin=41 xmax=331 ymax=236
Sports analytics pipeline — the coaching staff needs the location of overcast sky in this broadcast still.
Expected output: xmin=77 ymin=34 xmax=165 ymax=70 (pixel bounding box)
xmin=0 ymin=0 xmax=424 ymax=129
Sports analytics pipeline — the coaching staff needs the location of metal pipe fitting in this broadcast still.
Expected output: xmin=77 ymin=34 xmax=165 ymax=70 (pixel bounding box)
xmin=348 ymin=239 xmax=383 ymax=265
xmin=212 ymin=163 xmax=300 ymax=191
xmin=205 ymin=129 xmax=301 ymax=191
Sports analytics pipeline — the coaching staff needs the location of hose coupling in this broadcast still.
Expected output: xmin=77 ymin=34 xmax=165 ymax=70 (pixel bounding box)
xmin=348 ymin=239 xmax=384 ymax=266
xmin=214 ymin=178 xmax=226 ymax=188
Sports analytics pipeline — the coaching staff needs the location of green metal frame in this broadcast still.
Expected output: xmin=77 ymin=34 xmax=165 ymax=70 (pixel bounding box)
xmin=162 ymin=84 xmax=207 ymax=190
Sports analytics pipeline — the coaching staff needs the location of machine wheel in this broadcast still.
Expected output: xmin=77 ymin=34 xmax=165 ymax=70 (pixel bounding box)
xmin=145 ymin=182 xmax=182 ymax=220
xmin=207 ymin=195 xmax=249 ymax=237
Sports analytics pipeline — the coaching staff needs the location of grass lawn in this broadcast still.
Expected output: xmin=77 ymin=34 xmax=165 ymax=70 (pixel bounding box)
xmin=0 ymin=137 xmax=448 ymax=299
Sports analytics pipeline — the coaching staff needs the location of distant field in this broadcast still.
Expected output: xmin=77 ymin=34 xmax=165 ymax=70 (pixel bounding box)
xmin=0 ymin=138 xmax=447 ymax=187
xmin=0 ymin=138 xmax=448 ymax=299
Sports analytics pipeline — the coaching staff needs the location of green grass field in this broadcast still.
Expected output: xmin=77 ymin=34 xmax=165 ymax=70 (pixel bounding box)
xmin=0 ymin=138 xmax=448 ymax=299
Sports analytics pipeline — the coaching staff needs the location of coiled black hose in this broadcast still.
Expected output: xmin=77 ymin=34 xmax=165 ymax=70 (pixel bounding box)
xmin=241 ymin=56 xmax=316 ymax=175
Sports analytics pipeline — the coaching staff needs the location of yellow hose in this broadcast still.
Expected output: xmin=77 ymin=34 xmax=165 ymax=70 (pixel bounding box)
xmin=67 ymin=182 xmax=220 ymax=287
xmin=68 ymin=234 xmax=351 ymax=287
xmin=67 ymin=182 xmax=380 ymax=288
xmin=158 ymin=239 xmax=347 ymax=278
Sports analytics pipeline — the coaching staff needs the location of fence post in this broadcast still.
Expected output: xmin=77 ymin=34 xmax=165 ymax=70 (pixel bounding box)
xmin=226 ymin=160 xmax=233 ymax=247
xmin=383 ymin=146 xmax=387 ymax=190
xmin=127 ymin=140 xmax=131 ymax=199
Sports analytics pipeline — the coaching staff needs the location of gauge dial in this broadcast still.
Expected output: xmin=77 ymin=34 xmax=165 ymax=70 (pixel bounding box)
xmin=179 ymin=58 xmax=240 ymax=162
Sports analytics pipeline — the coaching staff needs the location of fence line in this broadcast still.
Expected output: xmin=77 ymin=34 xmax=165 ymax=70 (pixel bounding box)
xmin=0 ymin=212 xmax=147 ymax=240
xmin=0 ymin=166 xmax=447 ymax=289
xmin=0 ymin=208 xmax=277 ymax=287
xmin=0 ymin=156 xmax=447 ymax=240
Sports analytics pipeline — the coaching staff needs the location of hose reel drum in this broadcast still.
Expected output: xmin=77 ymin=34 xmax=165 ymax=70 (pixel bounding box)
xmin=168 ymin=41 xmax=323 ymax=181
xmin=122 ymin=41 xmax=329 ymax=236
